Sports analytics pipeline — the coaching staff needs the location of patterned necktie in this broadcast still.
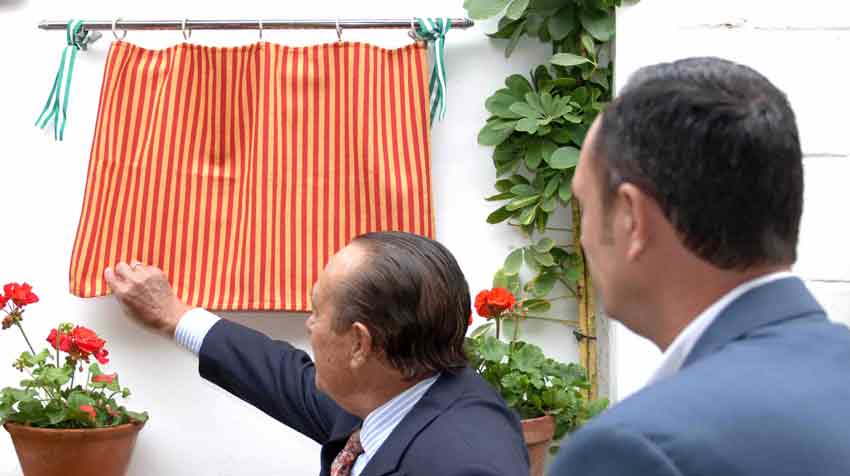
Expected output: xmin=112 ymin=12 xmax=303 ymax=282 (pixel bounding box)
xmin=330 ymin=429 xmax=364 ymax=476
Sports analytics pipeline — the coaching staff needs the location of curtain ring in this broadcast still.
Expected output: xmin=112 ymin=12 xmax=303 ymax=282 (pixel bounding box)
xmin=258 ymin=19 xmax=263 ymax=40
xmin=112 ymin=17 xmax=128 ymax=41
xmin=408 ymin=17 xmax=420 ymax=41
xmin=181 ymin=18 xmax=192 ymax=41
xmin=335 ymin=18 xmax=343 ymax=43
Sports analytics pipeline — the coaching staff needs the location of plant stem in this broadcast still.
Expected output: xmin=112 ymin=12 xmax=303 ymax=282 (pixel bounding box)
xmin=506 ymin=222 xmax=573 ymax=232
xmin=512 ymin=315 xmax=520 ymax=342
xmin=495 ymin=316 xmax=501 ymax=340
xmin=14 ymin=322 xmax=36 ymax=355
xmin=524 ymin=315 xmax=581 ymax=327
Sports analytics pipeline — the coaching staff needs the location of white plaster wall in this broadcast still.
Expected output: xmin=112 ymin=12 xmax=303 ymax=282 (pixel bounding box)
xmin=0 ymin=1 xmax=590 ymax=474
xmin=612 ymin=0 xmax=850 ymax=400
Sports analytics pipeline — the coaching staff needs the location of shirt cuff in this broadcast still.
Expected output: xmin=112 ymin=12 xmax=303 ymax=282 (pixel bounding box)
xmin=174 ymin=308 xmax=220 ymax=355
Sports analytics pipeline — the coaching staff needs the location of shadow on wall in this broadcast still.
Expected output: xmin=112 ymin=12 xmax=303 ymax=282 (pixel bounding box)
xmin=0 ymin=0 xmax=26 ymax=13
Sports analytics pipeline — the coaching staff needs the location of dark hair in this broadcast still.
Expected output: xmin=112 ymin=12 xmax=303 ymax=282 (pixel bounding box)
xmin=595 ymin=57 xmax=803 ymax=269
xmin=332 ymin=231 xmax=469 ymax=379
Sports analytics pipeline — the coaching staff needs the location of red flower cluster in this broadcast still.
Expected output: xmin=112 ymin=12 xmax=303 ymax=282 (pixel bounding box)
xmin=474 ymin=288 xmax=517 ymax=319
xmin=47 ymin=326 xmax=110 ymax=364
xmin=2 ymin=283 xmax=39 ymax=307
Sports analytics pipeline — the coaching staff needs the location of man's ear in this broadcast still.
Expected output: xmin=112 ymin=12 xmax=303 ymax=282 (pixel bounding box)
xmin=616 ymin=183 xmax=653 ymax=261
xmin=349 ymin=322 xmax=374 ymax=369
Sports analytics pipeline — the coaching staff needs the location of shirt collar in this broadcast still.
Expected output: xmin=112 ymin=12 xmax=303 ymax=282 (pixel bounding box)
xmin=358 ymin=374 xmax=440 ymax=458
xmin=646 ymin=271 xmax=795 ymax=387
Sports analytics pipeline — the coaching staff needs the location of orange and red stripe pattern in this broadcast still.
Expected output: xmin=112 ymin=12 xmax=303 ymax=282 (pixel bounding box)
xmin=69 ymin=41 xmax=435 ymax=311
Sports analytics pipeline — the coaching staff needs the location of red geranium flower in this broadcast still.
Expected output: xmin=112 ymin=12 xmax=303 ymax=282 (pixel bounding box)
xmin=47 ymin=329 xmax=73 ymax=353
xmin=0 ymin=293 xmax=8 ymax=308
xmin=3 ymin=283 xmax=39 ymax=307
xmin=474 ymin=288 xmax=516 ymax=319
xmin=92 ymin=373 xmax=117 ymax=384
xmin=79 ymin=405 xmax=97 ymax=420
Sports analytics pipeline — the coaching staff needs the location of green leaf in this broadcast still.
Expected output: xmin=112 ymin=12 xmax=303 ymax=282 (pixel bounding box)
xmin=41 ymin=367 xmax=71 ymax=387
xmin=505 ymin=74 xmax=533 ymax=98
xmin=464 ymin=0 xmax=512 ymax=20
xmin=518 ymin=205 xmax=538 ymax=225
xmin=587 ymin=398 xmax=610 ymax=418
xmin=515 ymin=118 xmax=539 ymax=134
xmin=580 ymin=32 xmax=596 ymax=58
xmin=550 ymin=53 xmax=592 ymax=68
xmin=524 ymin=92 xmax=544 ymax=114
xmin=509 ymin=102 xmax=539 ymax=120
xmin=559 ymin=179 xmax=573 ymax=201
xmin=488 ymin=17 xmax=524 ymax=39
xmin=471 ymin=323 xmax=495 ymax=340
xmin=535 ymin=237 xmax=555 ymax=253
xmin=485 ymin=192 xmax=515 ymax=202
xmin=548 ymin=147 xmax=580 ymax=169
xmin=505 ymin=0 xmax=530 ymax=20
xmin=495 ymin=179 xmax=514 ymax=192
xmin=511 ymin=343 xmax=546 ymax=373
xmin=478 ymin=121 xmax=515 ymax=146
xmin=487 ymin=206 xmax=514 ymax=224
xmin=543 ymin=176 xmax=560 ymax=198
xmin=548 ymin=6 xmax=577 ymax=40
xmin=525 ymin=141 xmax=543 ymax=170
xmin=126 ymin=411 xmax=149 ymax=423
xmin=504 ymin=248 xmax=524 ymax=274
xmin=534 ymin=251 xmax=556 ymax=267
xmin=505 ymin=19 xmax=526 ymax=58
xmin=579 ymin=8 xmax=615 ymax=41
xmin=509 ymin=174 xmax=530 ymax=185
xmin=506 ymin=194 xmax=540 ymax=211
xmin=480 ymin=336 xmax=510 ymax=362
xmin=523 ymin=298 xmax=552 ymax=313
xmin=533 ymin=273 xmax=557 ymax=296
xmin=540 ymin=196 xmax=557 ymax=213
xmin=46 ymin=406 xmax=69 ymax=425
xmin=486 ymin=92 xmax=524 ymax=119
xmin=509 ymin=184 xmax=538 ymax=197
xmin=565 ymin=266 xmax=582 ymax=282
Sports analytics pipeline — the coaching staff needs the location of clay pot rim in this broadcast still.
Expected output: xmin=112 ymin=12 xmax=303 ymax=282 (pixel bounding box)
xmin=3 ymin=421 xmax=145 ymax=435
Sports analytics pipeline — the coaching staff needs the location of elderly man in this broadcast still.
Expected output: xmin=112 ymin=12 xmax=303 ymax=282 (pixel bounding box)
xmin=106 ymin=231 xmax=528 ymax=476
xmin=550 ymin=57 xmax=850 ymax=475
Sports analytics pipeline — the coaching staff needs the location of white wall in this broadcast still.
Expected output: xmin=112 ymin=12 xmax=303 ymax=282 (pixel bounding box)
xmin=612 ymin=0 xmax=850 ymax=399
xmin=0 ymin=1 xmax=588 ymax=475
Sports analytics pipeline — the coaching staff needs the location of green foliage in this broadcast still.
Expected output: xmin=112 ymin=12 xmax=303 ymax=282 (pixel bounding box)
xmin=466 ymin=330 xmax=607 ymax=440
xmin=2 ymin=312 xmax=148 ymax=429
xmin=465 ymin=0 xmax=620 ymax=439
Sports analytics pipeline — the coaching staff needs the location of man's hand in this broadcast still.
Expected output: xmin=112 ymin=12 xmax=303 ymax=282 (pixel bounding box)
xmin=104 ymin=262 xmax=191 ymax=339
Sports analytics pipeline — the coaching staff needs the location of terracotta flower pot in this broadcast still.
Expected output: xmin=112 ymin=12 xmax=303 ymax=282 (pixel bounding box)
xmin=522 ymin=415 xmax=555 ymax=476
xmin=3 ymin=422 xmax=145 ymax=476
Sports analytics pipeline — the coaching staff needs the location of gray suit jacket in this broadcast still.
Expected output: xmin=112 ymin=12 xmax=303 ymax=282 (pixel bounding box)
xmin=550 ymin=277 xmax=850 ymax=476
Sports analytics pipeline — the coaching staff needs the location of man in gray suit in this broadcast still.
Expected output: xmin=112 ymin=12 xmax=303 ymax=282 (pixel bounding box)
xmin=551 ymin=57 xmax=850 ymax=475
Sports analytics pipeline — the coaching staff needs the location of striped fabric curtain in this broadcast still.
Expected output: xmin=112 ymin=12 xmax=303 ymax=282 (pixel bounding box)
xmin=69 ymin=40 xmax=435 ymax=311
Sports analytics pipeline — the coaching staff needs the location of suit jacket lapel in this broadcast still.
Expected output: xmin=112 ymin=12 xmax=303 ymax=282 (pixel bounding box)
xmin=361 ymin=369 xmax=467 ymax=476
xmin=682 ymin=277 xmax=824 ymax=368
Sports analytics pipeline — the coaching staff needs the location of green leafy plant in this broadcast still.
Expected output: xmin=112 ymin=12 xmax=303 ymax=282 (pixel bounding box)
xmin=463 ymin=0 xmax=622 ymax=438
xmin=0 ymin=282 xmax=148 ymax=429
xmin=466 ymin=287 xmax=608 ymax=446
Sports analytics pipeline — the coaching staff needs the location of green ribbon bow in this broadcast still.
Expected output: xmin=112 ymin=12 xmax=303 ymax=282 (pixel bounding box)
xmin=35 ymin=20 xmax=88 ymax=141
xmin=413 ymin=18 xmax=452 ymax=125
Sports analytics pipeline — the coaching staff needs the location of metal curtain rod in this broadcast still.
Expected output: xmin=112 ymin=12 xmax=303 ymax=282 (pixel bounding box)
xmin=38 ymin=18 xmax=474 ymax=32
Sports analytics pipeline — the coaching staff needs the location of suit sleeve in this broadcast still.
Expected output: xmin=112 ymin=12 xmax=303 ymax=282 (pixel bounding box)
xmin=548 ymin=424 xmax=683 ymax=476
xmin=198 ymin=319 xmax=343 ymax=444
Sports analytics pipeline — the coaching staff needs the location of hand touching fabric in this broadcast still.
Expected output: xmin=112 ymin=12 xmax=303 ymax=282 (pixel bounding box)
xmin=104 ymin=262 xmax=191 ymax=338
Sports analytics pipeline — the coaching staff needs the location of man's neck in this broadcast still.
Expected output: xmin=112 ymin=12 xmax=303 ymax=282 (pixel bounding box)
xmin=345 ymin=370 xmax=436 ymax=419
xmin=651 ymin=264 xmax=791 ymax=351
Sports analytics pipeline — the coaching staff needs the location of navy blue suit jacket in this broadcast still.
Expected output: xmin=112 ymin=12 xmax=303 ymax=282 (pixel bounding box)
xmin=551 ymin=277 xmax=850 ymax=475
xmin=199 ymin=319 xmax=529 ymax=476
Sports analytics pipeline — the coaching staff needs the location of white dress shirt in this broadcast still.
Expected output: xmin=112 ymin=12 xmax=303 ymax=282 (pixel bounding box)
xmin=645 ymin=271 xmax=795 ymax=386
xmin=174 ymin=308 xmax=439 ymax=476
